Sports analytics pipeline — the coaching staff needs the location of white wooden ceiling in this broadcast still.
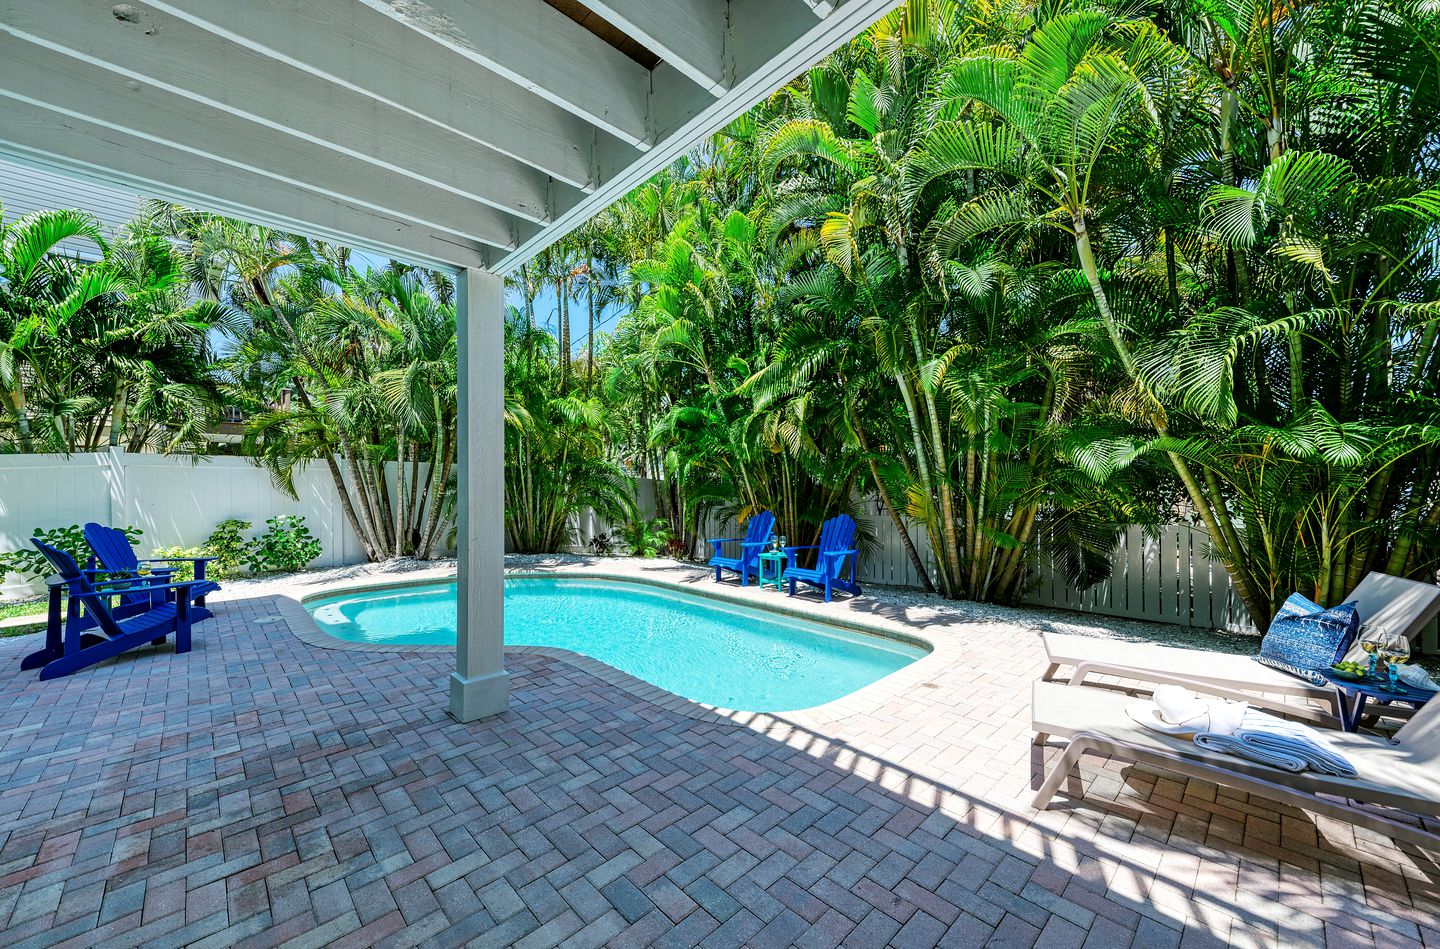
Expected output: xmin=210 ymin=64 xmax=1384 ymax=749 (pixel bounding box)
xmin=0 ymin=0 xmax=901 ymax=272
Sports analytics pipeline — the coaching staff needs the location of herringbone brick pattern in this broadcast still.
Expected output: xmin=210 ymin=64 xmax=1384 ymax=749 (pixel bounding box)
xmin=1 ymin=569 xmax=1437 ymax=948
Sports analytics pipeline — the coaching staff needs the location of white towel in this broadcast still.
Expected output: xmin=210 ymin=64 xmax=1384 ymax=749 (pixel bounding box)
xmin=1194 ymin=711 xmax=1357 ymax=777
xmin=1127 ymin=686 xmax=1250 ymax=736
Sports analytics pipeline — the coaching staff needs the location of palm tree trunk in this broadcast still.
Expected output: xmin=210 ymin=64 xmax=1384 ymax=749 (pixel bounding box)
xmin=394 ymin=430 xmax=407 ymax=558
xmin=1074 ymin=214 xmax=1271 ymax=627
xmin=420 ymin=419 xmax=455 ymax=557
xmin=587 ymin=260 xmax=597 ymax=394
xmin=894 ymin=371 xmax=954 ymax=596
xmin=6 ymin=385 xmax=34 ymax=452
xmin=345 ymin=444 xmax=387 ymax=557
xmin=910 ymin=323 xmax=965 ymax=596
xmin=854 ymin=416 xmax=934 ymax=592
xmin=107 ymin=384 xmax=128 ymax=447
xmin=559 ymin=280 xmax=571 ymax=390
xmin=406 ymin=440 xmax=424 ymax=548
xmin=286 ymin=377 xmax=379 ymax=560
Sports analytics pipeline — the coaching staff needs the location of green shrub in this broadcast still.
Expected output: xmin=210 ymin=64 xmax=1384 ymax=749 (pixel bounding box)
xmin=204 ymin=519 xmax=252 ymax=579
xmin=244 ymin=515 xmax=322 ymax=573
xmin=619 ymin=517 xmax=671 ymax=558
xmin=149 ymin=546 xmax=206 ymax=582
xmin=0 ymin=524 xmax=142 ymax=583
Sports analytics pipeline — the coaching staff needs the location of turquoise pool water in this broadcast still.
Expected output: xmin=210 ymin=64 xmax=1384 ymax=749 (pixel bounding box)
xmin=304 ymin=577 xmax=927 ymax=712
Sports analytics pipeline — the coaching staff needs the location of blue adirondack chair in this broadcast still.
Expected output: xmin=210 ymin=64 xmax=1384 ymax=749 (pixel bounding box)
xmin=708 ymin=510 xmax=776 ymax=586
xmin=21 ymin=539 xmax=198 ymax=680
xmin=84 ymin=522 xmax=219 ymax=620
xmin=784 ymin=514 xmax=862 ymax=602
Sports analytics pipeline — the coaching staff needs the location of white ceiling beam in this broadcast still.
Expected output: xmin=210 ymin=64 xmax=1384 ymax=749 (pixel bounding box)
xmin=354 ymin=0 xmax=654 ymax=149
xmin=0 ymin=47 xmax=535 ymax=253
xmin=0 ymin=4 xmax=575 ymax=225
xmin=116 ymin=0 xmax=616 ymax=190
xmin=0 ymin=0 xmax=895 ymax=274
xmin=0 ymin=110 xmax=489 ymax=271
xmin=580 ymin=0 xmax=729 ymax=95
xmin=496 ymin=0 xmax=903 ymax=272
xmin=727 ymin=0 xmax=859 ymax=85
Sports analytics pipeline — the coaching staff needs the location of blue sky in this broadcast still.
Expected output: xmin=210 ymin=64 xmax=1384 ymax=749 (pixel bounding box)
xmin=505 ymin=281 xmax=628 ymax=357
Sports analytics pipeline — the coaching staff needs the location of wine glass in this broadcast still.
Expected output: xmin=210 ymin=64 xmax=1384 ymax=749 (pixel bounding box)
xmin=1358 ymin=624 xmax=1388 ymax=679
xmin=1377 ymin=630 xmax=1410 ymax=693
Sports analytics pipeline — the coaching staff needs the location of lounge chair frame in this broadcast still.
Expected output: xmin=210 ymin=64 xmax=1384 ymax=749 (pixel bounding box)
xmin=1031 ymin=681 xmax=1440 ymax=851
xmin=1042 ymin=572 xmax=1440 ymax=725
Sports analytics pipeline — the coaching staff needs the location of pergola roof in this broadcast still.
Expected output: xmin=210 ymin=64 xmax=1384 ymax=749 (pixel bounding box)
xmin=0 ymin=0 xmax=901 ymax=272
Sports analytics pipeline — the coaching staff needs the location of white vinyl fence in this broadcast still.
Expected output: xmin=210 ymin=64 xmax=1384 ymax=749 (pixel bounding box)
xmin=0 ymin=449 xmax=367 ymax=597
xmin=566 ymin=481 xmax=1265 ymax=633
xmin=9 ymin=458 xmax=1435 ymax=649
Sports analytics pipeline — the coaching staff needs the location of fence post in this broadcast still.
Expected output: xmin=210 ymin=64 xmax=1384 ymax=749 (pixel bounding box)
xmin=105 ymin=446 xmax=127 ymax=530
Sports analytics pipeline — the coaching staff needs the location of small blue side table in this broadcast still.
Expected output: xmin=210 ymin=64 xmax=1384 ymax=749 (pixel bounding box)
xmin=757 ymin=550 xmax=786 ymax=591
xmin=1318 ymin=670 xmax=1433 ymax=732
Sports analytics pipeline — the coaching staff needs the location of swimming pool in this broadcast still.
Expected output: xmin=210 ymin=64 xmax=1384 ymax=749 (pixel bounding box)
xmin=304 ymin=576 xmax=928 ymax=712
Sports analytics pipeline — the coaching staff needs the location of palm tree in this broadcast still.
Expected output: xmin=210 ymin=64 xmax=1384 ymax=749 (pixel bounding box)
xmin=0 ymin=207 xmax=118 ymax=450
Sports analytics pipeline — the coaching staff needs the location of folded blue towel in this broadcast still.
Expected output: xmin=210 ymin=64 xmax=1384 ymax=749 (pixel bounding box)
xmin=1193 ymin=712 xmax=1357 ymax=777
xmin=1193 ymin=732 xmax=1307 ymax=772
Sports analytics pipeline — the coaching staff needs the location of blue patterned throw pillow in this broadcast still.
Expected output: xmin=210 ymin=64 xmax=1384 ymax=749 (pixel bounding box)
xmin=1254 ymin=593 xmax=1360 ymax=684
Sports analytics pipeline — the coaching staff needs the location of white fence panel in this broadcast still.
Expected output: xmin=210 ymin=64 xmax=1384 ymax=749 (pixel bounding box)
xmin=1022 ymin=523 xmax=1256 ymax=632
xmin=0 ymin=454 xmax=112 ymax=597
xmin=0 ymin=449 xmax=368 ymax=597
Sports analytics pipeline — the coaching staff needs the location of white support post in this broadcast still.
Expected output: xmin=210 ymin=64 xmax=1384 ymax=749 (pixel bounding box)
xmin=450 ymin=268 xmax=510 ymax=722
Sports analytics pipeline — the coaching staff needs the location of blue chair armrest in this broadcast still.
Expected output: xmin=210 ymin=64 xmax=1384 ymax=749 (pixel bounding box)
xmin=87 ymin=574 xmax=170 ymax=588
xmin=783 ymin=545 xmax=817 ymax=568
xmin=72 ymin=579 xmax=196 ymax=600
xmin=140 ymin=556 xmax=219 ymax=564
xmin=739 ymin=541 xmax=770 ymax=549
xmin=823 ymin=549 xmax=859 ymax=559
xmin=84 ymin=568 xmax=172 ymax=580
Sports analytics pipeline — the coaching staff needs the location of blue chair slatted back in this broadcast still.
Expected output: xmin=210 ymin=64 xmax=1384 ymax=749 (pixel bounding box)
xmin=708 ymin=510 xmax=776 ymax=586
xmin=84 ymin=523 xmax=140 ymax=572
xmin=30 ymin=539 xmax=127 ymax=640
xmin=746 ymin=511 xmax=777 ymax=549
xmin=817 ymin=514 xmax=857 ymax=577
xmin=83 ymin=523 xmax=152 ymax=608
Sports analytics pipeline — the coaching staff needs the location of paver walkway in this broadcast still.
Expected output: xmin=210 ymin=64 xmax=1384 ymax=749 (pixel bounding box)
xmin=1 ymin=564 xmax=1437 ymax=948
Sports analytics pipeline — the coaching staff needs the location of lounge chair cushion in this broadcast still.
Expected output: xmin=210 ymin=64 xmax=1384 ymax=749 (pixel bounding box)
xmin=1255 ymin=593 xmax=1359 ymax=684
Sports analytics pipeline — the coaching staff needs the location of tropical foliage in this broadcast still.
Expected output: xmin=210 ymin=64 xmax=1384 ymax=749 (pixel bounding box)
xmin=0 ymin=206 xmax=231 ymax=452
xmin=569 ymin=0 xmax=1440 ymax=624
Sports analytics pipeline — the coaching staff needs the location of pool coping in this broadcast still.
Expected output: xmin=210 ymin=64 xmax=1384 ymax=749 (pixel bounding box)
xmin=267 ymin=564 xmax=974 ymax=726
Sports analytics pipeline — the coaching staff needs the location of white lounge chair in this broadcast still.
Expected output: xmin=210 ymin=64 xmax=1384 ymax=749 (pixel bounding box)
xmin=1041 ymin=572 xmax=1440 ymax=723
xmin=1031 ymin=680 xmax=1440 ymax=849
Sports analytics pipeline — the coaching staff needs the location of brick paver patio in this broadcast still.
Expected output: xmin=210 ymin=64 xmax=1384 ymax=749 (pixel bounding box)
xmin=1 ymin=563 xmax=1437 ymax=948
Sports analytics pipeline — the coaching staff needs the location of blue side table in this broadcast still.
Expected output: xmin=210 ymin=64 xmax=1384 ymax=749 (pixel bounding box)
xmin=1319 ymin=670 xmax=1433 ymax=732
xmin=757 ymin=550 xmax=786 ymax=591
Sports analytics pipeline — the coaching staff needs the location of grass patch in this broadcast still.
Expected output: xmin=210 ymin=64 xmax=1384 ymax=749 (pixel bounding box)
xmin=0 ymin=596 xmax=48 ymax=636
xmin=0 ymin=597 xmax=45 ymax=621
